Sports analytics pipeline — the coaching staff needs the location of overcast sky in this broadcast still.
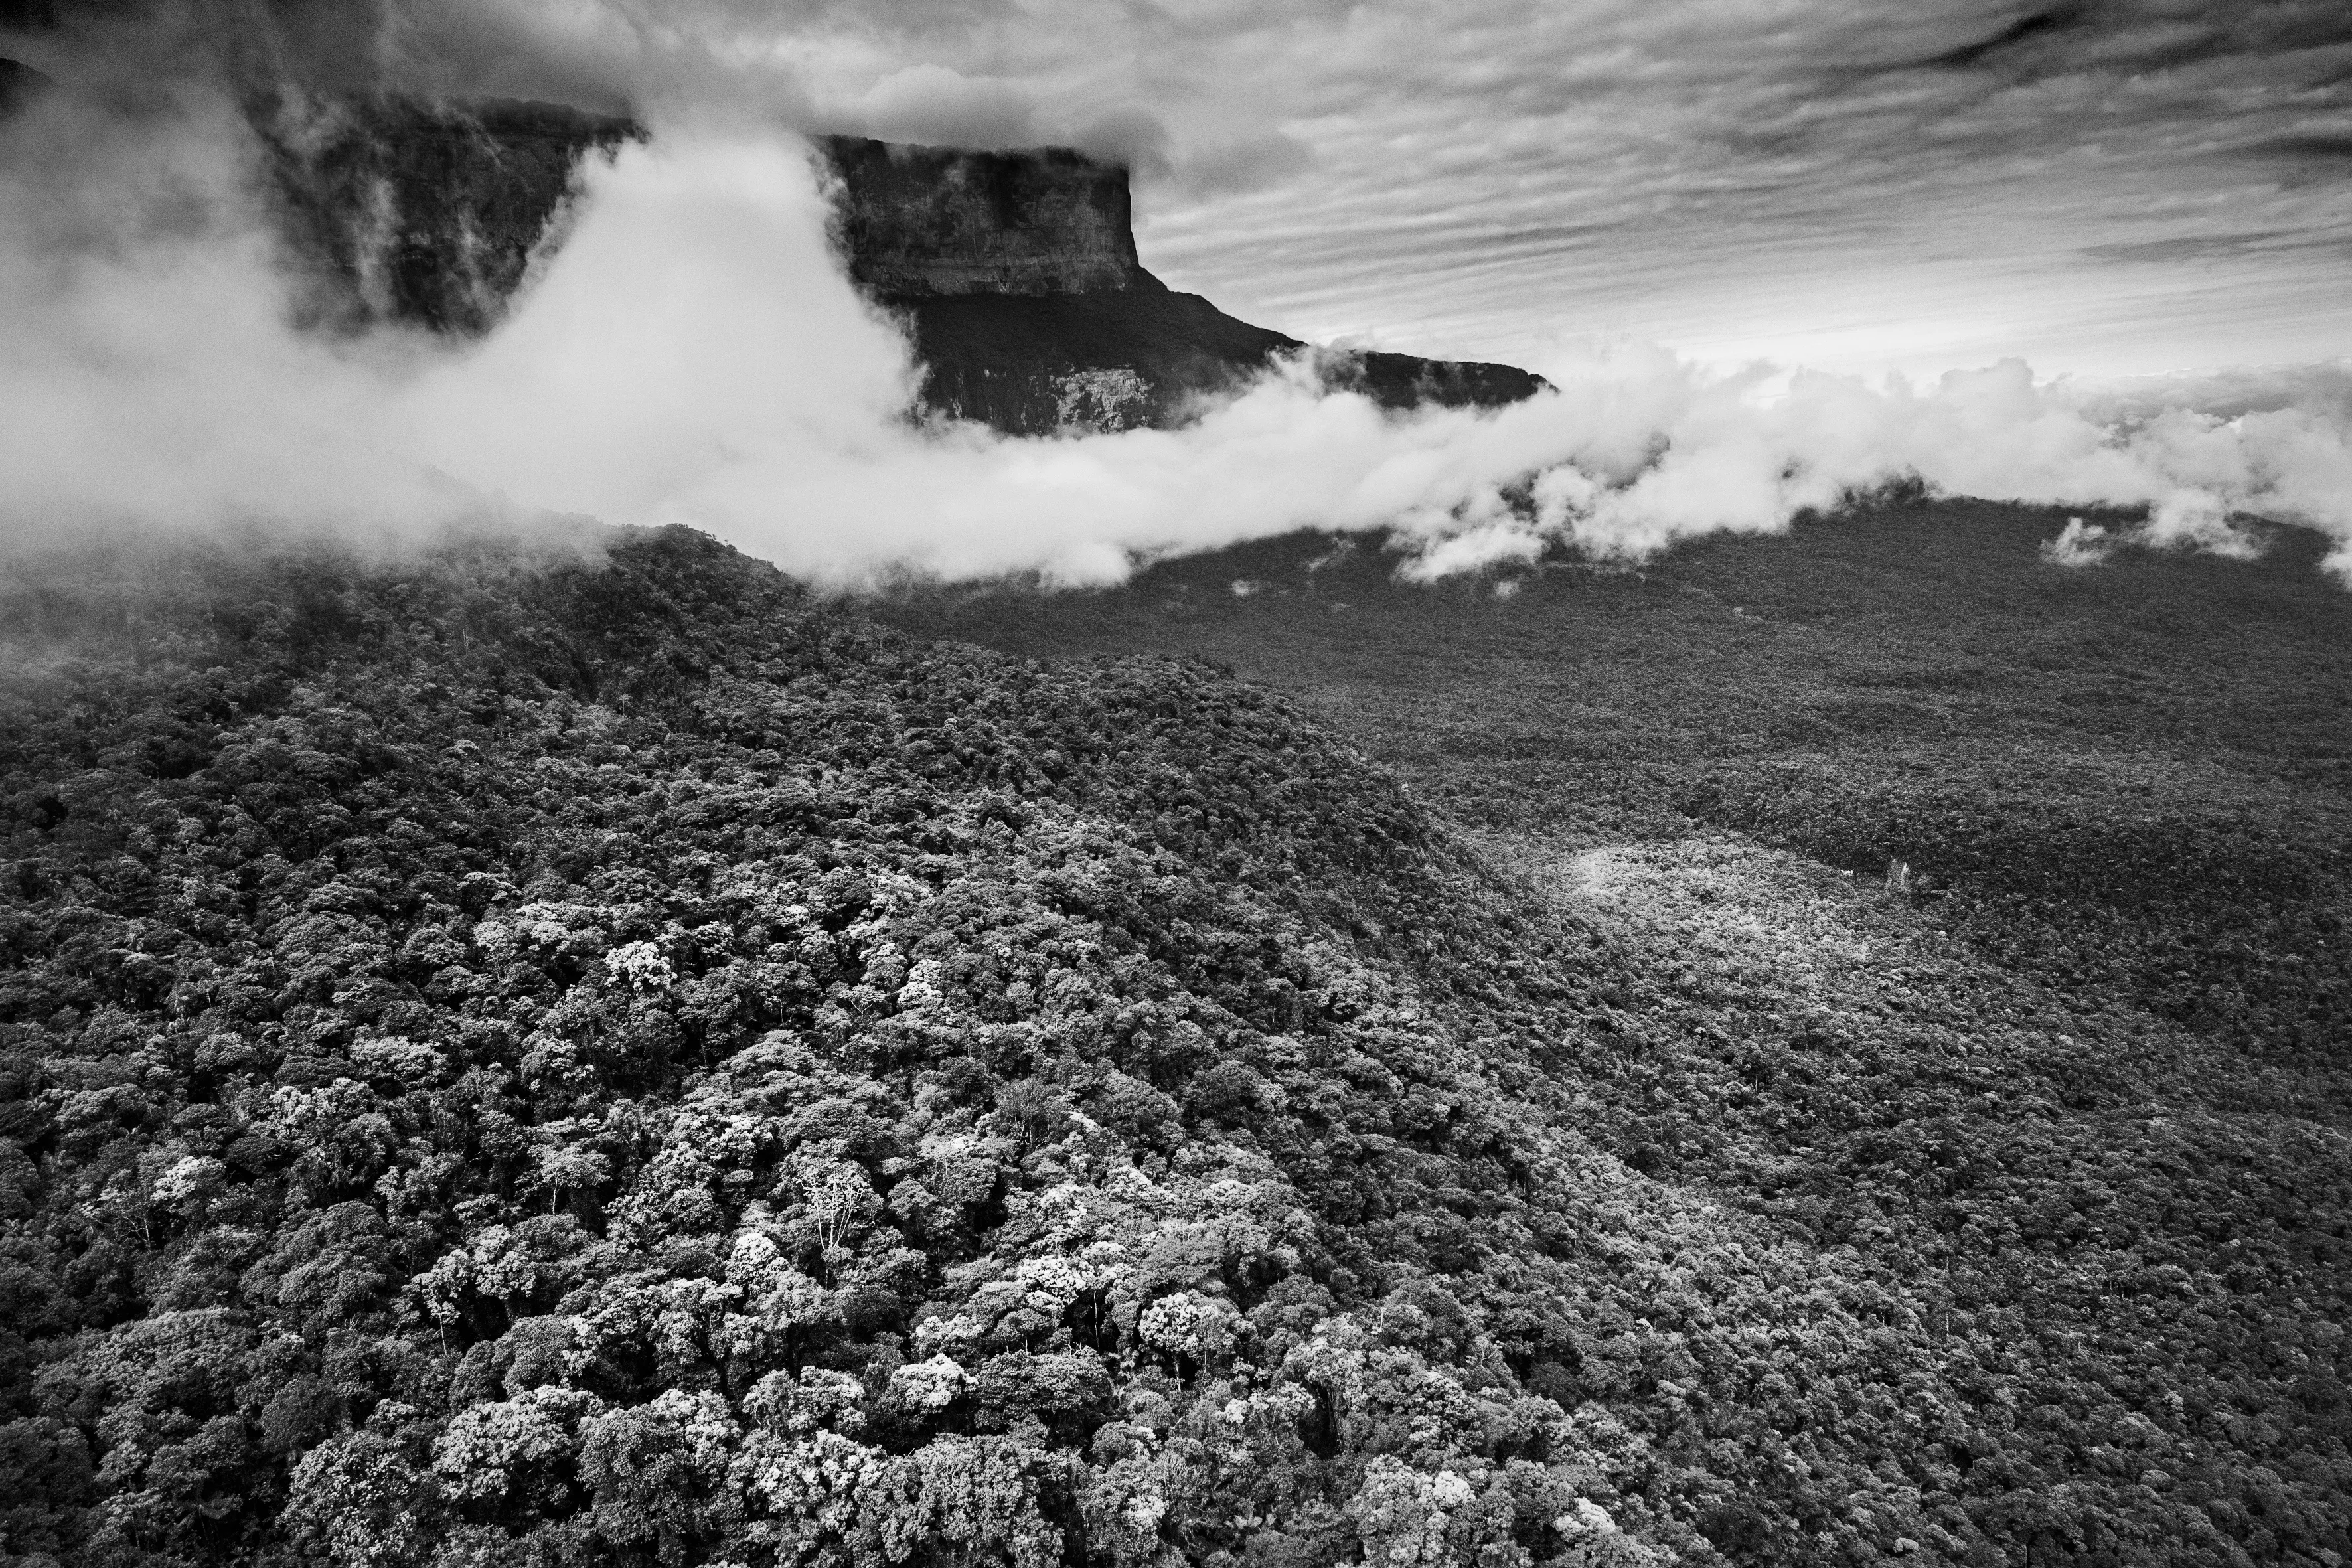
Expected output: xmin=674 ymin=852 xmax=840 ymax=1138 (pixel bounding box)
xmin=19 ymin=0 xmax=2352 ymax=381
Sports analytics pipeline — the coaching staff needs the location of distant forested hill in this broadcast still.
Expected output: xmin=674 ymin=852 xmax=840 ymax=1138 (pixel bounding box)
xmin=1 ymin=522 xmax=2346 ymax=1568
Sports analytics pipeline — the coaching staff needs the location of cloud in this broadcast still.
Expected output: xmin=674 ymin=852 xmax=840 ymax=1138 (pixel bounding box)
xmin=1395 ymin=514 xmax=1547 ymax=582
xmin=1166 ymin=128 xmax=1314 ymax=200
xmin=1069 ymin=106 xmax=1169 ymax=175
xmin=827 ymin=63 xmax=1040 ymax=148
xmin=0 ymin=78 xmax=512 ymax=552
xmin=1054 ymin=0 xmax=2352 ymax=374
xmin=5 ymin=77 xmax=2349 ymax=596
xmin=2252 ymin=133 xmax=2352 ymax=162
xmin=19 ymin=0 xmax=2349 ymax=377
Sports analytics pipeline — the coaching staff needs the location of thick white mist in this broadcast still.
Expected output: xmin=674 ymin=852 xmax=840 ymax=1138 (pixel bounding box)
xmin=3 ymin=86 xmax=2350 ymax=585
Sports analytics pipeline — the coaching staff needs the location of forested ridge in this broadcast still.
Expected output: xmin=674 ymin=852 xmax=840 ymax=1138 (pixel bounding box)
xmin=1 ymin=524 xmax=2345 ymax=1568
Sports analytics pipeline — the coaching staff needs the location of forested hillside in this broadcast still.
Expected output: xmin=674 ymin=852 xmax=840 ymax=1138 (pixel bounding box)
xmin=2 ymin=524 xmax=2347 ymax=1568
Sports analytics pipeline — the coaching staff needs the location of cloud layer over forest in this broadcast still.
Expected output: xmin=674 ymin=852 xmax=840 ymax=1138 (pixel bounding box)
xmin=2 ymin=3 xmax=2350 ymax=587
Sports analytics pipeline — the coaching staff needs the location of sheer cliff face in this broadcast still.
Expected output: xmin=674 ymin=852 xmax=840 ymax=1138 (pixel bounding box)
xmin=823 ymin=136 xmax=1140 ymax=297
xmin=0 ymin=56 xmax=46 ymax=115
xmin=263 ymin=95 xmax=638 ymax=335
xmin=819 ymin=137 xmax=1546 ymax=435
xmin=230 ymin=102 xmax=1541 ymax=433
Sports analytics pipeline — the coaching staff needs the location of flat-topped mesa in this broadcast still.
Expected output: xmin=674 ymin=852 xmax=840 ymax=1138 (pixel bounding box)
xmin=218 ymin=99 xmax=1542 ymax=433
xmin=821 ymin=135 xmax=1547 ymax=436
xmin=823 ymin=137 xmax=1140 ymax=297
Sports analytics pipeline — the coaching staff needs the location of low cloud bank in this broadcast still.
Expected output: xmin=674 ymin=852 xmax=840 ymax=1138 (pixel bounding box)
xmin=2 ymin=77 xmax=2349 ymax=588
xmin=1447 ymin=351 xmax=2352 ymax=578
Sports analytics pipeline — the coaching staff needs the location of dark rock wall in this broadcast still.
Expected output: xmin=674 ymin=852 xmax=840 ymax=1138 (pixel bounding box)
xmin=262 ymin=95 xmax=639 ymax=335
xmin=823 ymin=135 xmax=1140 ymax=297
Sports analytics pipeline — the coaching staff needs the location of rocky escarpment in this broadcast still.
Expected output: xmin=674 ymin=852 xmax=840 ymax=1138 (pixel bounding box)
xmin=195 ymin=92 xmax=1541 ymax=431
xmin=0 ymin=9 xmax=628 ymax=337
xmin=823 ymin=135 xmax=1546 ymax=435
xmin=260 ymin=94 xmax=639 ymax=335
xmin=825 ymin=137 xmax=1139 ymax=297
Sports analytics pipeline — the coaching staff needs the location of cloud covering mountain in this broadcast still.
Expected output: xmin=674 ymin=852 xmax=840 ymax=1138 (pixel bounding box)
xmin=3 ymin=1 xmax=2350 ymax=586
xmin=15 ymin=0 xmax=2352 ymax=377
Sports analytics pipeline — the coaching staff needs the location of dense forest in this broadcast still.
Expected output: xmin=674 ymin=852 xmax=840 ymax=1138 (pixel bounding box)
xmin=2 ymin=522 xmax=2347 ymax=1568
xmin=878 ymin=501 xmax=2352 ymax=1079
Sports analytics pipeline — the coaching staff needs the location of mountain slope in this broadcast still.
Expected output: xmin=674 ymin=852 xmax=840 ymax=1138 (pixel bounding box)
xmin=1 ymin=524 xmax=2345 ymax=1567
